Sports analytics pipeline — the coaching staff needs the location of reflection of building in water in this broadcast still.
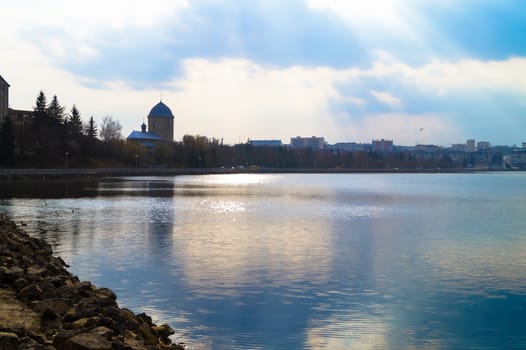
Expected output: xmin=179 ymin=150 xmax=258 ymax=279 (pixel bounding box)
xmin=127 ymin=100 xmax=175 ymax=148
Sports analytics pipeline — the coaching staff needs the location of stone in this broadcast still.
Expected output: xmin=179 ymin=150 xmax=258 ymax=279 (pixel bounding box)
xmin=0 ymin=331 xmax=19 ymax=350
xmin=32 ymin=298 xmax=70 ymax=317
xmin=152 ymin=324 xmax=175 ymax=339
xmin=71 ymin=317 xmax=101 ymax=330
xmin=137 ymin=320 xmax=157 ymax=346
xmin=62 ymin=331 xmax=113 ymax=350
xmin=94 ymin=288 xmax=117 ymax=305
xmin=0 ymin=266 xmax=24 ymax=283
xmin=17 ymin=284 xmax=44 ymax=303
xmin=0 ymin=215 xmax=186 ymax=350
xmin=52 ymin=330 xmax=79 ymax=350
xmin=14 ymin=277 xmax=29 ymax=291
xmin=0 ymin=289 xmax=41 ymax=335
xmin=122 ymin=330 xmax=148 ymax=350
xmin=91 ymin=326 xmax=114 ymax=340
xmin=26 ymin=266 xmax=47 ymax=279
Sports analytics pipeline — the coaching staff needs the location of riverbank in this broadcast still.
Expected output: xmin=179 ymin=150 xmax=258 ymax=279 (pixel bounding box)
xmin=0 ymin=166 xmax=510 ymax=181
xmin=0 ymin=214 xmax=185 ymax=350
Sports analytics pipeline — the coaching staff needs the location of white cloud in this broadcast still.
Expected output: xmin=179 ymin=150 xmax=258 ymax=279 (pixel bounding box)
xmin=3 ymin=0 xmax=526 ymax=148
xmin=169 ymin=58 xmax=348 ymax=143
xmin=2 ymin=1 xmax=188 ymax=38
xmin=360 ymin=56 xmax=526 ymax=96
xmin=370 ymin=90 xmax=402 ymax=106
xmin=3 ymin=51 xmax=521 ymax=146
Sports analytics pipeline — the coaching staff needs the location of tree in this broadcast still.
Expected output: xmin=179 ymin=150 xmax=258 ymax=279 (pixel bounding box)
xmin=34 ymin=90 xmax=48 ymax=119
xmin=85 ymin=116 xmax=97 ymax=139
xmin=68 ymin=105 xmax=83 ymax=135
xmin=100 ymin=115 xmax=122 ymax=142
xmin=47 ymin=95 xmax=65 ymax=124
xmin=0 ymin=117 xmax=16 ymax=166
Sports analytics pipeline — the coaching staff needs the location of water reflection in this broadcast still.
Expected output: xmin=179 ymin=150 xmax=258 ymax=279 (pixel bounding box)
xmin=1 ymin=174 xmax=526 ymax=349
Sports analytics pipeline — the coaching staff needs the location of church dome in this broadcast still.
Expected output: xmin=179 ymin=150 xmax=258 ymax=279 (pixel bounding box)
xmin=148 ymin=101 xmax=174 ymax=119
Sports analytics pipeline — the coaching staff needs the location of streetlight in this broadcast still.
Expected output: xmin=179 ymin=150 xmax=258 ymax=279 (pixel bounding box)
xmin=65 ymin=152 xmax=69 ymax=169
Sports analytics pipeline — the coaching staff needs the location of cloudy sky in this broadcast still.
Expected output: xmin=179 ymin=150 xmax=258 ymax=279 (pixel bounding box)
xmin=1 ymin=0 xmax=526 ymax=146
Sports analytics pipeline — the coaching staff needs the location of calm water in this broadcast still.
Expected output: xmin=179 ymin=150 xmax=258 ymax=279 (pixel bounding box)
xmin=1 ymin=173 xmax=526 ymax=349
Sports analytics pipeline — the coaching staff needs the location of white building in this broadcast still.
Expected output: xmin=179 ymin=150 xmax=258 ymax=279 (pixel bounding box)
xmin=477 ymin=141 xmax=491 ymax=150
xmin=371 ymin=139 xmax=394 ymax=153
xmin=290 ymin=136 xmax=325 ymax=150
xmin=249 ymin=140 xmax=283 ymax=147
xmin=466 ymin=139 xmax=476 ymax=152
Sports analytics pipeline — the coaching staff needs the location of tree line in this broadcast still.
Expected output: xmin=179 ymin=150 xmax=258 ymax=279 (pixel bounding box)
xmin=0 ymin=91 xmax=471 ymax=169
xmin=0 ymin=91 xmax=140 ymax=168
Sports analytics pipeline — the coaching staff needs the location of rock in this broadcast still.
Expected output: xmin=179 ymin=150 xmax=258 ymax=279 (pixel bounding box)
xmin=122 ymin=330 xmax=148 ymax=350
xmin=26 ymin=266 xmax=47 ymax=279
xmin=0 ymin=266 xmax=24 ymax=283
xmin=71 ymin=317 xmax=101 ymax=330
xmin=94 ymin=288 xmax=117 ymax=305
xmin=17 ymin=283 xmax=44 ymax=303
xmin=152 ymin=324 xmax=175 ymax=339
xmin=0 ymin=215 xmax=187 ymax=350
xmin=53 ymin=330 xmax=79 ymax=349
xmin=0 ymin=331 xmax=19 ymax=350
xmin=32 ymin=298 xmax=70 ymax=317
xmin=0 ymin=289 xmax=41 ymax=335
xmin=13 ymin=277 xmax=29 ymax=291
xmin=61 ymin=331 xmax=113 ymax=350
xmin=91 ymin=326 xmax=114 ymax=340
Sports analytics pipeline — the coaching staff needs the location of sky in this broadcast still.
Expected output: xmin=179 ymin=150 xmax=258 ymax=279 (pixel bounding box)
xmin=1 ymin=0 xmax=526 ymax=146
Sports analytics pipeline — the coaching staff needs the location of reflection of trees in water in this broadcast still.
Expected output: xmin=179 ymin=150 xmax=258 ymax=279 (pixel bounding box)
xmin=0 ymin=180 xmax=97 ymax=199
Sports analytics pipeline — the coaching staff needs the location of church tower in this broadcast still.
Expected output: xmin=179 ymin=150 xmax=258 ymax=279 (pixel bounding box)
xmin=147 ymin=100 xmax=174 ymax=142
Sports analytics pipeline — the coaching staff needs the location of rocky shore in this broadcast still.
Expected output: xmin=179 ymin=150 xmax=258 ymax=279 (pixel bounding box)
xmin=0 ymin=215 xmax=185 ymax=350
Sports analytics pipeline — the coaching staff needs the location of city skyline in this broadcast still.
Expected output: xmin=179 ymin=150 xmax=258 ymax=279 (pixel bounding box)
xmin=1 ymin=1 xmax=526 ymax=146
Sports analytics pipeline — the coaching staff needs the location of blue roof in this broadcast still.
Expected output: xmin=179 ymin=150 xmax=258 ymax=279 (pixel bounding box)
xmin=148 ymin=101 xmax=174 ymax=119
xmin=127 ymin=130 xmax=162 ymax=141
xmin=140 ymin=141 xmax=157 ymax=149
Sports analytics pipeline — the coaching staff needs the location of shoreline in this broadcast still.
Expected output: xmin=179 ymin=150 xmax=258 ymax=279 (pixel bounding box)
xmin=0 ymin=214 xmax=185 ymax=350
xmin=0 ymin=166 xmax=518 ymax=181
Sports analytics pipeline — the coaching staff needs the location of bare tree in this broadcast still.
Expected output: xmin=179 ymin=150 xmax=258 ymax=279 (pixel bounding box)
xmin=99 ymin=115 xmax=122 ymax=142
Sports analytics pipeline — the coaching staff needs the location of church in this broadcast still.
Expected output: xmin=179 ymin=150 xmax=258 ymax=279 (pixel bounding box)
xmin=127 ymin=100 xmax=175 ymax=148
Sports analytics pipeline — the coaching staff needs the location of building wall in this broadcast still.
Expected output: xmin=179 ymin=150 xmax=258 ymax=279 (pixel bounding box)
xmin=148 ymin=116 xmax=173 ymax=142
xmin=466 ymin=139 xmax=476 ymax=152
xmin=290 ymin=136 xmax=325 ymax=150
xmin=477 ymin=141 xmax=491 ymax=150
xmin=0 ymin=75 xmax=9 ymax=124
xmin=250 ymin=140 xmax=282 ymax=147
xmin=371 ymin=139 xmax=394 ymax=153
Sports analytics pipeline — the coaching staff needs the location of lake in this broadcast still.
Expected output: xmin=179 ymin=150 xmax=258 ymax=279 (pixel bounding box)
xmin=1 ymin=173 xmax=526 ymax=349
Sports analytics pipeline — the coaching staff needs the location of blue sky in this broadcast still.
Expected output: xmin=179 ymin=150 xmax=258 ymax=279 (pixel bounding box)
xmin=1 ymin=0 xmax=526 ymax=145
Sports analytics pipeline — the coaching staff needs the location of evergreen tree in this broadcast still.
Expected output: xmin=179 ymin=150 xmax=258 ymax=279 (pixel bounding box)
xmin=68 ymin=105 xmax=83 ymax=135
xmin=85 ymin=116 xmax=97 ymax=139
xmin=0 ymin=116 xmax=16 ymax=166
xmin=47 ymin=95 xmax=65 ymax=124
xmin=34 ymin=90 xmax=48 ymax=119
